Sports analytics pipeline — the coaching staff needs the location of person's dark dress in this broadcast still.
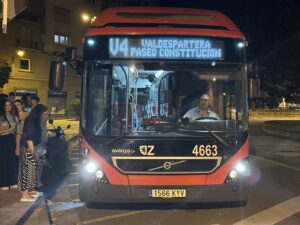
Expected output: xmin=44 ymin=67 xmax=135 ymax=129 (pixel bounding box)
xmin=0 ymin=116 xmax=18 ymax=187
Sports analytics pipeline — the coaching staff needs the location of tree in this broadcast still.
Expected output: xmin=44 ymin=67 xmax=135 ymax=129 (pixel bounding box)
xmin=0 ymin=60 xmax=12 ymax=88
xmin=259 ymin=34 xmax=300 ymax=102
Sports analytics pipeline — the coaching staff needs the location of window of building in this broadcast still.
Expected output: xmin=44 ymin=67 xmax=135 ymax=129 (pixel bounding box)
xmin=19 ymin=58 xmax=30 ymax=71
xmin=54 ymin=34 xmax=71 ymax=45
xmin=54 ymin=6 xmax=71 ymax=22
xmin=20 ymin=28 xmax=31 ymax=41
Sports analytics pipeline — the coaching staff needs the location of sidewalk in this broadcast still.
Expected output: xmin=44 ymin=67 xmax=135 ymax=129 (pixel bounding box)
xmin=263 ymin=120 xmax=300 ymax=141
xmin=0 ymin=119 xmax=80 ymax=225
xmin=0 ymin=189 xmax=49 ymax=225
xmin=249 ymin=110 xmax=300 ymax=141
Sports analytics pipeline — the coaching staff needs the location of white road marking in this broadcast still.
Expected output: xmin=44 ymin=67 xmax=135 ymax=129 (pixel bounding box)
xmin=68 ymin=183 xmax=79 ymax=187
xmin=70 ymin=158 xmax=79 ymax=160
xmin=251 ymin=155 xmax=300 ymax=171
xmin=82 ymin=210 xmax=152 ymax=224
xmin=233 ymin=195 xmax=300 ymax=225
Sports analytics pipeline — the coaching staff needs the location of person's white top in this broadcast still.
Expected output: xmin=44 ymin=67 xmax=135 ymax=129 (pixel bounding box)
xmin=183 ymin=107 xmax=220 ymax=120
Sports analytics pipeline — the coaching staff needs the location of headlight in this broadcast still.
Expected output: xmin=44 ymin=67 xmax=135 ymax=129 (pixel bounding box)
xmin=235 ymin=162 xmax=246 ymax=173
xmin=235 ymin=160 xmax=251 ymax=176
xmin=225 ymin=159 xmax=250 ymax=183
xmin=86 ymin=162 xmax=97 ymax=173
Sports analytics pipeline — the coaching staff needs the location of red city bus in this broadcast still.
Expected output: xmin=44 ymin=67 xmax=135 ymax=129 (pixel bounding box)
xmin=62 ymin=7 xmax=250 ymax=206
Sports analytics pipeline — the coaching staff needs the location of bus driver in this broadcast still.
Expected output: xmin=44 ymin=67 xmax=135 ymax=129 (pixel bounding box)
xmin=183 ymin=94 xmax=220 ymax=120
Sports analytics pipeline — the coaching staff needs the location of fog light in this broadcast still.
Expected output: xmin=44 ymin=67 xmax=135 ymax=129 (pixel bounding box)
xmin=229 ymin=170 xmax=238 ymax=179
xmin=86 ymin=162 xmax=96 ymax=173
xmin=95 ymin=170 xmax=104 ymax=179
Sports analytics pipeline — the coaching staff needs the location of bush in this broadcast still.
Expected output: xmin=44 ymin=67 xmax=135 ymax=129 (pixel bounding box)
xmin=0 ymin=60 xmax=12 ymax=88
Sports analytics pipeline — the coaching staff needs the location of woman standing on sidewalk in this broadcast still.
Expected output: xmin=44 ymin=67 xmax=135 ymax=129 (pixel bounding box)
xmin=0 ymin=99 xmax=18 ymax=190
xmin=18 ymin=104 xmax=49 ymax=201
xmin=14 ymin=100 xmax=28 ymax=157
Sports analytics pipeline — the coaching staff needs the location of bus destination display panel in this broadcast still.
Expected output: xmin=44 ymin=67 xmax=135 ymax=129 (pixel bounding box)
xmin=109 ymin=37 xmax=224 ymax=60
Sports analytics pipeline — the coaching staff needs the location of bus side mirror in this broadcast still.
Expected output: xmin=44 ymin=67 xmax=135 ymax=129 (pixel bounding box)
xmin=49 ymin=61 xmax=65 ymax=91
xmin=64 ymin=47 xmax=77 ymax=61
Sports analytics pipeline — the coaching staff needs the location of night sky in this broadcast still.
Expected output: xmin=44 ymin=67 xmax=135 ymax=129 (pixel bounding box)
xmin=158 ymin=0 xmax=300 ymax=59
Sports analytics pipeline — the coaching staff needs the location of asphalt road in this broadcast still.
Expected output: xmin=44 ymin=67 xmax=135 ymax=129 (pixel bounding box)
xmin=45 ymin=122 xmax=300 ymax=225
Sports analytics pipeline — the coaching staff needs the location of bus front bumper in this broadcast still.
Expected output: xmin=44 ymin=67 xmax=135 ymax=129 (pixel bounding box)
xmin=79 ymin=180 xmax=248 ymax=205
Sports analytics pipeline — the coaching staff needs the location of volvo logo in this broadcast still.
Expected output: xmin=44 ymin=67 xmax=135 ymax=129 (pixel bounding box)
xmin=148 ymin=160 xmax=187 ymax=172
xmin=163 ymin=161 xmax=172 ymax=170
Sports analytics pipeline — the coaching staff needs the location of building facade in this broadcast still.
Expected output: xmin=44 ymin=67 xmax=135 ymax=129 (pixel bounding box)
xmin=0 ymin=0 xmax=101 ymax=116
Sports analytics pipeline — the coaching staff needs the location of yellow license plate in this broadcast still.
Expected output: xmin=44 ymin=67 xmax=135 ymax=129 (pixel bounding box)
xmin=150 ymin=189 xmax=186 ymax=198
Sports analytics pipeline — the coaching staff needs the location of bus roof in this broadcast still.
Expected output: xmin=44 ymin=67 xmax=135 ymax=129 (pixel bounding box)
xmin=86 ymin=7 xmax=245 ymax=39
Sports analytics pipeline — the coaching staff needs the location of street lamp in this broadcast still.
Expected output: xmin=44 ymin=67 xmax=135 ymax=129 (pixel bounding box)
xmin=17 ymin=50 xmax=25 ymax=57
xmin=81 ymin=13 xmax=91 ymax=23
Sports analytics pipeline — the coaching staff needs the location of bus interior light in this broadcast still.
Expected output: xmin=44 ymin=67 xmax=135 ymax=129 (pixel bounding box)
xmin=130 ymin=65 xmax=136 ymax=75
xmin=155 ymin=70 xmax=164 ymax=77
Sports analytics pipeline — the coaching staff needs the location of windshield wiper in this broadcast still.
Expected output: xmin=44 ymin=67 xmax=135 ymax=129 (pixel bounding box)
xmin=180 ymin=118 xmax=229 ymax=148
xmin=198 ymin=123 xmax=229 ymax=148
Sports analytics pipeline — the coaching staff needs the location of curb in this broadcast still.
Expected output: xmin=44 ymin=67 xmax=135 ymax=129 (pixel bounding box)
xmin=263 ymin=121 xmax=300 ymax=142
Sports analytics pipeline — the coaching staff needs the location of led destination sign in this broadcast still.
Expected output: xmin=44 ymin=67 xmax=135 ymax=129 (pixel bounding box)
xmin=109 ymin=37 xmax=224 ymax=60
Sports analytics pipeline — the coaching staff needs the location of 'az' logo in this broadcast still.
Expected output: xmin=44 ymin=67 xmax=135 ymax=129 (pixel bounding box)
xmin=139 ymin=145 xmax=155 ymax=156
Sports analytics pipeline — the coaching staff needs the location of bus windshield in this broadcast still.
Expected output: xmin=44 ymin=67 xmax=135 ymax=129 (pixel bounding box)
xmin=81 ymin=61 xmax=247 ymax=137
